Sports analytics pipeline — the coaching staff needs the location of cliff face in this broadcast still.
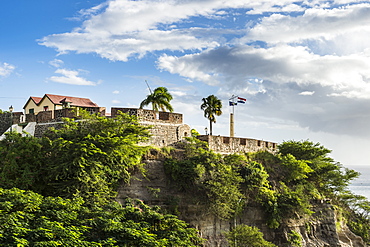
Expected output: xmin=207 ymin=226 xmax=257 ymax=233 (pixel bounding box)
xmin=117 ymin=158 xmax=366 ymax=247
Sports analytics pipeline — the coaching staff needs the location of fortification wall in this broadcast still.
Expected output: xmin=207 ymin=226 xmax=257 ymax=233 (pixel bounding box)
xmin=111 ymin=108 xmax=183 ymax=124
xmin=0 ymin=112 xmax=23 ymax=135
xmin=1 ymin=107 xmax=277 ymax=154
xmin=0 ymin=113 xmax=11 ymax=135
xmin=197 ymin=135 xmax=277 ymax=154
xmin=139 ymin=123 xmax=191 ymax=147
xmin=34 ymin=122 xmax=63 ymax=138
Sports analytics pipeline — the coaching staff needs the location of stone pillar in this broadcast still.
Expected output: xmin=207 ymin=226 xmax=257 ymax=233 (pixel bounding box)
xmin=230 ymin=113 xmax=234 ymax=137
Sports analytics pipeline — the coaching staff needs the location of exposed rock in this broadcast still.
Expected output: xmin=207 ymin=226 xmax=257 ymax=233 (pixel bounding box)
xmin=117 ymin=157 xmax=367 ymax=247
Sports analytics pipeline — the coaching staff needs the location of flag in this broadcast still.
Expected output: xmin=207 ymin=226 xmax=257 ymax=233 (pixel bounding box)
xmin=229 ymin=101 xmax=237 ymax=106
xmin=237 ymin=97 xmax=246 ymax=103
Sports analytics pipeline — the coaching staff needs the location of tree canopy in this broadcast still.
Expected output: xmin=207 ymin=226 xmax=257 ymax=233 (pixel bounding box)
xmin=0 ymin=188 xmax=203 ymax=247
xmin=140 ymin=86 xmax=174 ymax=112
xmin=200 ymin=95 xmax=222 ymax=135
xmin=0 ymin=112 xmax=203 ymax=246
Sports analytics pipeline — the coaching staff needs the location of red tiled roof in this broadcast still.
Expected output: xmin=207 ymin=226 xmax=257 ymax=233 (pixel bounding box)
xmin=30 ymin=96 xmax=42 ymax=104
xmin=23 ymin=96 xmax=43 ymax=109
xmin=44 ymin=94 xmax=99 ymax=108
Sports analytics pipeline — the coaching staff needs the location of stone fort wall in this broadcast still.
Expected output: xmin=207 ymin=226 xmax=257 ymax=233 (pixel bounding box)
xmin=197 ymin=135 xmax=277 ymax=154
xmin=0 ymin=108 xmax=277 ymax=153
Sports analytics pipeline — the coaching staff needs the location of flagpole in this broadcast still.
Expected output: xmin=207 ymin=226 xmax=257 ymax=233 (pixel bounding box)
xmin=229 ymin=95 xmax=237 ymax=138
xmin=229 ymin=95 xmax=246 ymax=138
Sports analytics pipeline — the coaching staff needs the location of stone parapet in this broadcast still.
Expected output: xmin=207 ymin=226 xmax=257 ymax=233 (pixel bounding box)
xmin=197 ymin=135 xmax=277 ymax=154
xmin=36 ymin=111 xmax=53 ymax=123
xmin=0 ymin=112 xmax=24 ymax=135
xmin=139 ymin=123 xmax=191 ymax=147
xmin=111 ymin=108 xmax=182 ymax=124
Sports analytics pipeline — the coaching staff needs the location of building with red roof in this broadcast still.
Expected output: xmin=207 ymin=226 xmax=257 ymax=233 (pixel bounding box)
xmin=23 ymin=94 xmax=100 ymax=116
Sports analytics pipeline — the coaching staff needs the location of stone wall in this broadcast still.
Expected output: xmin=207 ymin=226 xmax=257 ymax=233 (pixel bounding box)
xmin=0 ymin=112 xmax=23 ymax=135
xmin=111 ymin=108 xmax=183 ymax=124
xmin=36 ymin=111 xmax=53 ymax=123
xmin=34 ymin=122 xmax=63 ymax=138
xmin=0 ymin=113 xmax=11 ymax=135
xmin=197 ymin=135 xmax=277 ymax=154
xmin=139 ymin=123 xmax=191 ymax=147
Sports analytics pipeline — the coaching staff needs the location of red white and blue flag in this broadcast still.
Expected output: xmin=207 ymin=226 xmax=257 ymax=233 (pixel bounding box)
xmin=237 ymin=97 xmax=246 ymax=103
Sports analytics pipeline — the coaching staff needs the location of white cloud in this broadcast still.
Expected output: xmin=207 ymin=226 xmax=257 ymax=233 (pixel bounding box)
xmin=49 ymin=59 xmax=64 ymax=68
xmin=299 ymin=91 xmax=315 ymax=96
xmin=0 ymin=62 xmax=15 ymax=77
xmin=48 ymin=68 xmax=98 ymax=86
xmin=112 ymin=99 xmax=121 ymax=104
xmin=112 ymin=90 xmax=120 ymax=94
xmin=39 ymin=0 xmax=328 ymax=61
xmin=246 ymin=4 xmax=370 ymax=54
xmin=39 ymin=0 xmax=370 ymax=138
xmin=158 ymin=45 xmax=370 ymax=99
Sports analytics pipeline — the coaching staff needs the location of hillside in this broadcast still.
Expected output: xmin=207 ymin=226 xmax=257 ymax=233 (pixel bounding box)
xmin=119 ymin=139 xmax=369 ymax=246
xmin=0 ymin=112 xmax=369 ymax=246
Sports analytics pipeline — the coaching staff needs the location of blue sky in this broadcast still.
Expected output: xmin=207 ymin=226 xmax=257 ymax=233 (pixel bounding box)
xmin=1 ymin=0 xmax=370 ymax=167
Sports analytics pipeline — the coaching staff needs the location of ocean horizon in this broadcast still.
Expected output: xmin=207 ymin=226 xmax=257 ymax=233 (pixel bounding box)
xmin=347 ymin=165 xmax=370 ymax=200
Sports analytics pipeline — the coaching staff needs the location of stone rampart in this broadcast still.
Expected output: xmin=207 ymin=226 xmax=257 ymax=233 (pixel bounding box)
xmin=34 ymin=122 xmax=63 ymax=138
xmin=1 ymin=107 xmax=277 ymax=155
xmin=139 ymin=123 xmax=191 ymax=147
xmin=36 ymin=111 xmax=53 ymax=123
xmin=111 ymin=108 xmax=182 ymax=124
xmin=197 ymin=135 xmax=277 ymax=154
xmin=0 ymin=112 xmax=24 ymax=135
xmin=0 ymin=113 xmax=11 ymax=135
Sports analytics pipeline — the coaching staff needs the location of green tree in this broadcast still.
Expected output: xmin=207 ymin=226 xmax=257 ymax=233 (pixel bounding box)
xmin=278 ymin=140 xmax=359 ymax=197
xmin=0 ymin=188 xmax=204 ymax=247
xmin=200 ymin=95 xmax=222 ymax=135
xmin=164 ymin=138 xmax=244 ymax=219
xmin=0 ymin=132 xmax=44 ymax=191
xmin=40 ymin=112 xmax=151 ymax=203
xmin=140 ymin=87 xmax=174 ymax=112
xmin=224 ymin=224 xmax=276 ymax=247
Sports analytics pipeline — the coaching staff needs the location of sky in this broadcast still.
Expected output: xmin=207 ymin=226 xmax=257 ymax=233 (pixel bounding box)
xmin=1 ymin=0 xmax=370 ymax=168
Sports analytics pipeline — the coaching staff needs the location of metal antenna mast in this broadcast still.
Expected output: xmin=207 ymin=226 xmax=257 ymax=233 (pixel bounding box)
xmin=145 ymin=80 xmax=153 ymax=94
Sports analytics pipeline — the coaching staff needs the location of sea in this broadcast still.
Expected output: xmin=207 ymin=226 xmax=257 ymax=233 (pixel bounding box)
xmin=348 ymin=165 xmax=370 ymax=200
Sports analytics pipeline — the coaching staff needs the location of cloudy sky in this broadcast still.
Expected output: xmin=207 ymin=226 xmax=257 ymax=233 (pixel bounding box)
xmin=1 ymin=0 xmax=370 ymax=167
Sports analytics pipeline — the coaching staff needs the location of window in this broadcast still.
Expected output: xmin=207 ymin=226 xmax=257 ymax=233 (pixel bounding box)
xmin=44 ymin=106 xmax=49 ymax=111
xmin=257 ymin=140 xmax=261 ymax=146
xmin=29 ymin=109 xmax=34 ymax=114
xmin=223 ymin=137 xmax=230 ymax=144
xmin=240 ymin=138 xmax=246 ymax=145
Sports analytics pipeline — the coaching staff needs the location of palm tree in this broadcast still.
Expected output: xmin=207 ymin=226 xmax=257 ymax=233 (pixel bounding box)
xmin=200 ymin=95 xmax=222 ymax=135
xmin=140 ymin=87 xmax=174 ymax=112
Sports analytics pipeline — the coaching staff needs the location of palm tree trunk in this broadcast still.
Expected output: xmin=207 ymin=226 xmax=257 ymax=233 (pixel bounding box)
xmin=209 ymin=120 xmax=213 ymax=136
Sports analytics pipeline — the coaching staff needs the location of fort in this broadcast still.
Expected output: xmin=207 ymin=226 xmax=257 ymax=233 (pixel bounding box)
xmin=0 ymin=106 xmax=277 ymax=153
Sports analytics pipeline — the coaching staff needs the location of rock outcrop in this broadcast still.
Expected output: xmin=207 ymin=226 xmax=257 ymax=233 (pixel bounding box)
xmin=117 ymin=157 xmax=366 ymax=247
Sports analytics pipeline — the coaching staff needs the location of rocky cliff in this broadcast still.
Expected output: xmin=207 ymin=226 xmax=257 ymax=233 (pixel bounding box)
xmin=117 ymin=156 xmax=366 ymax=247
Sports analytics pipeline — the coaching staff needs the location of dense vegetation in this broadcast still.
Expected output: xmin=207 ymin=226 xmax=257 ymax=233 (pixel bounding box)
xmin=0 ymin=113 xmax=203 ymax=246
xmin=1 ymin=111 xmax=369 ymax=246
xmin=164 ymin=138 xmax=370 ymax=245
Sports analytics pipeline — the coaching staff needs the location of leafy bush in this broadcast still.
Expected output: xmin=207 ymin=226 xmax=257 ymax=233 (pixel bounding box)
xmin=164 ymin=138 xmax=245 ymax=219
xmin=224 ymin=224 xmax=276 ymax=247
xmin=0 ymin=188 xmax=203 ymax=247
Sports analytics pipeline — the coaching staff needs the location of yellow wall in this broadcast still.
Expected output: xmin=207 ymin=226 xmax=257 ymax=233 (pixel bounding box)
xmin=24 ymin=99 xmax=41 ymax=114
xmin=24 ymin=97 xmax=60 ymax=115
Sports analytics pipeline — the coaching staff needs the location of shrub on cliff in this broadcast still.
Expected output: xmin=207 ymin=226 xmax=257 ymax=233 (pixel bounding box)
xmin=164 ymin=137 xmax=245 ymax=219
xmin=224 ymin=224 xmax=276 ymax=247
xmin=0 ymin=188 xmax=203 ymax=246
xmin=0 ymin=112 xmax=151 ymax=203
xmin=0 ymin=113 xmax=204 ymax=246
